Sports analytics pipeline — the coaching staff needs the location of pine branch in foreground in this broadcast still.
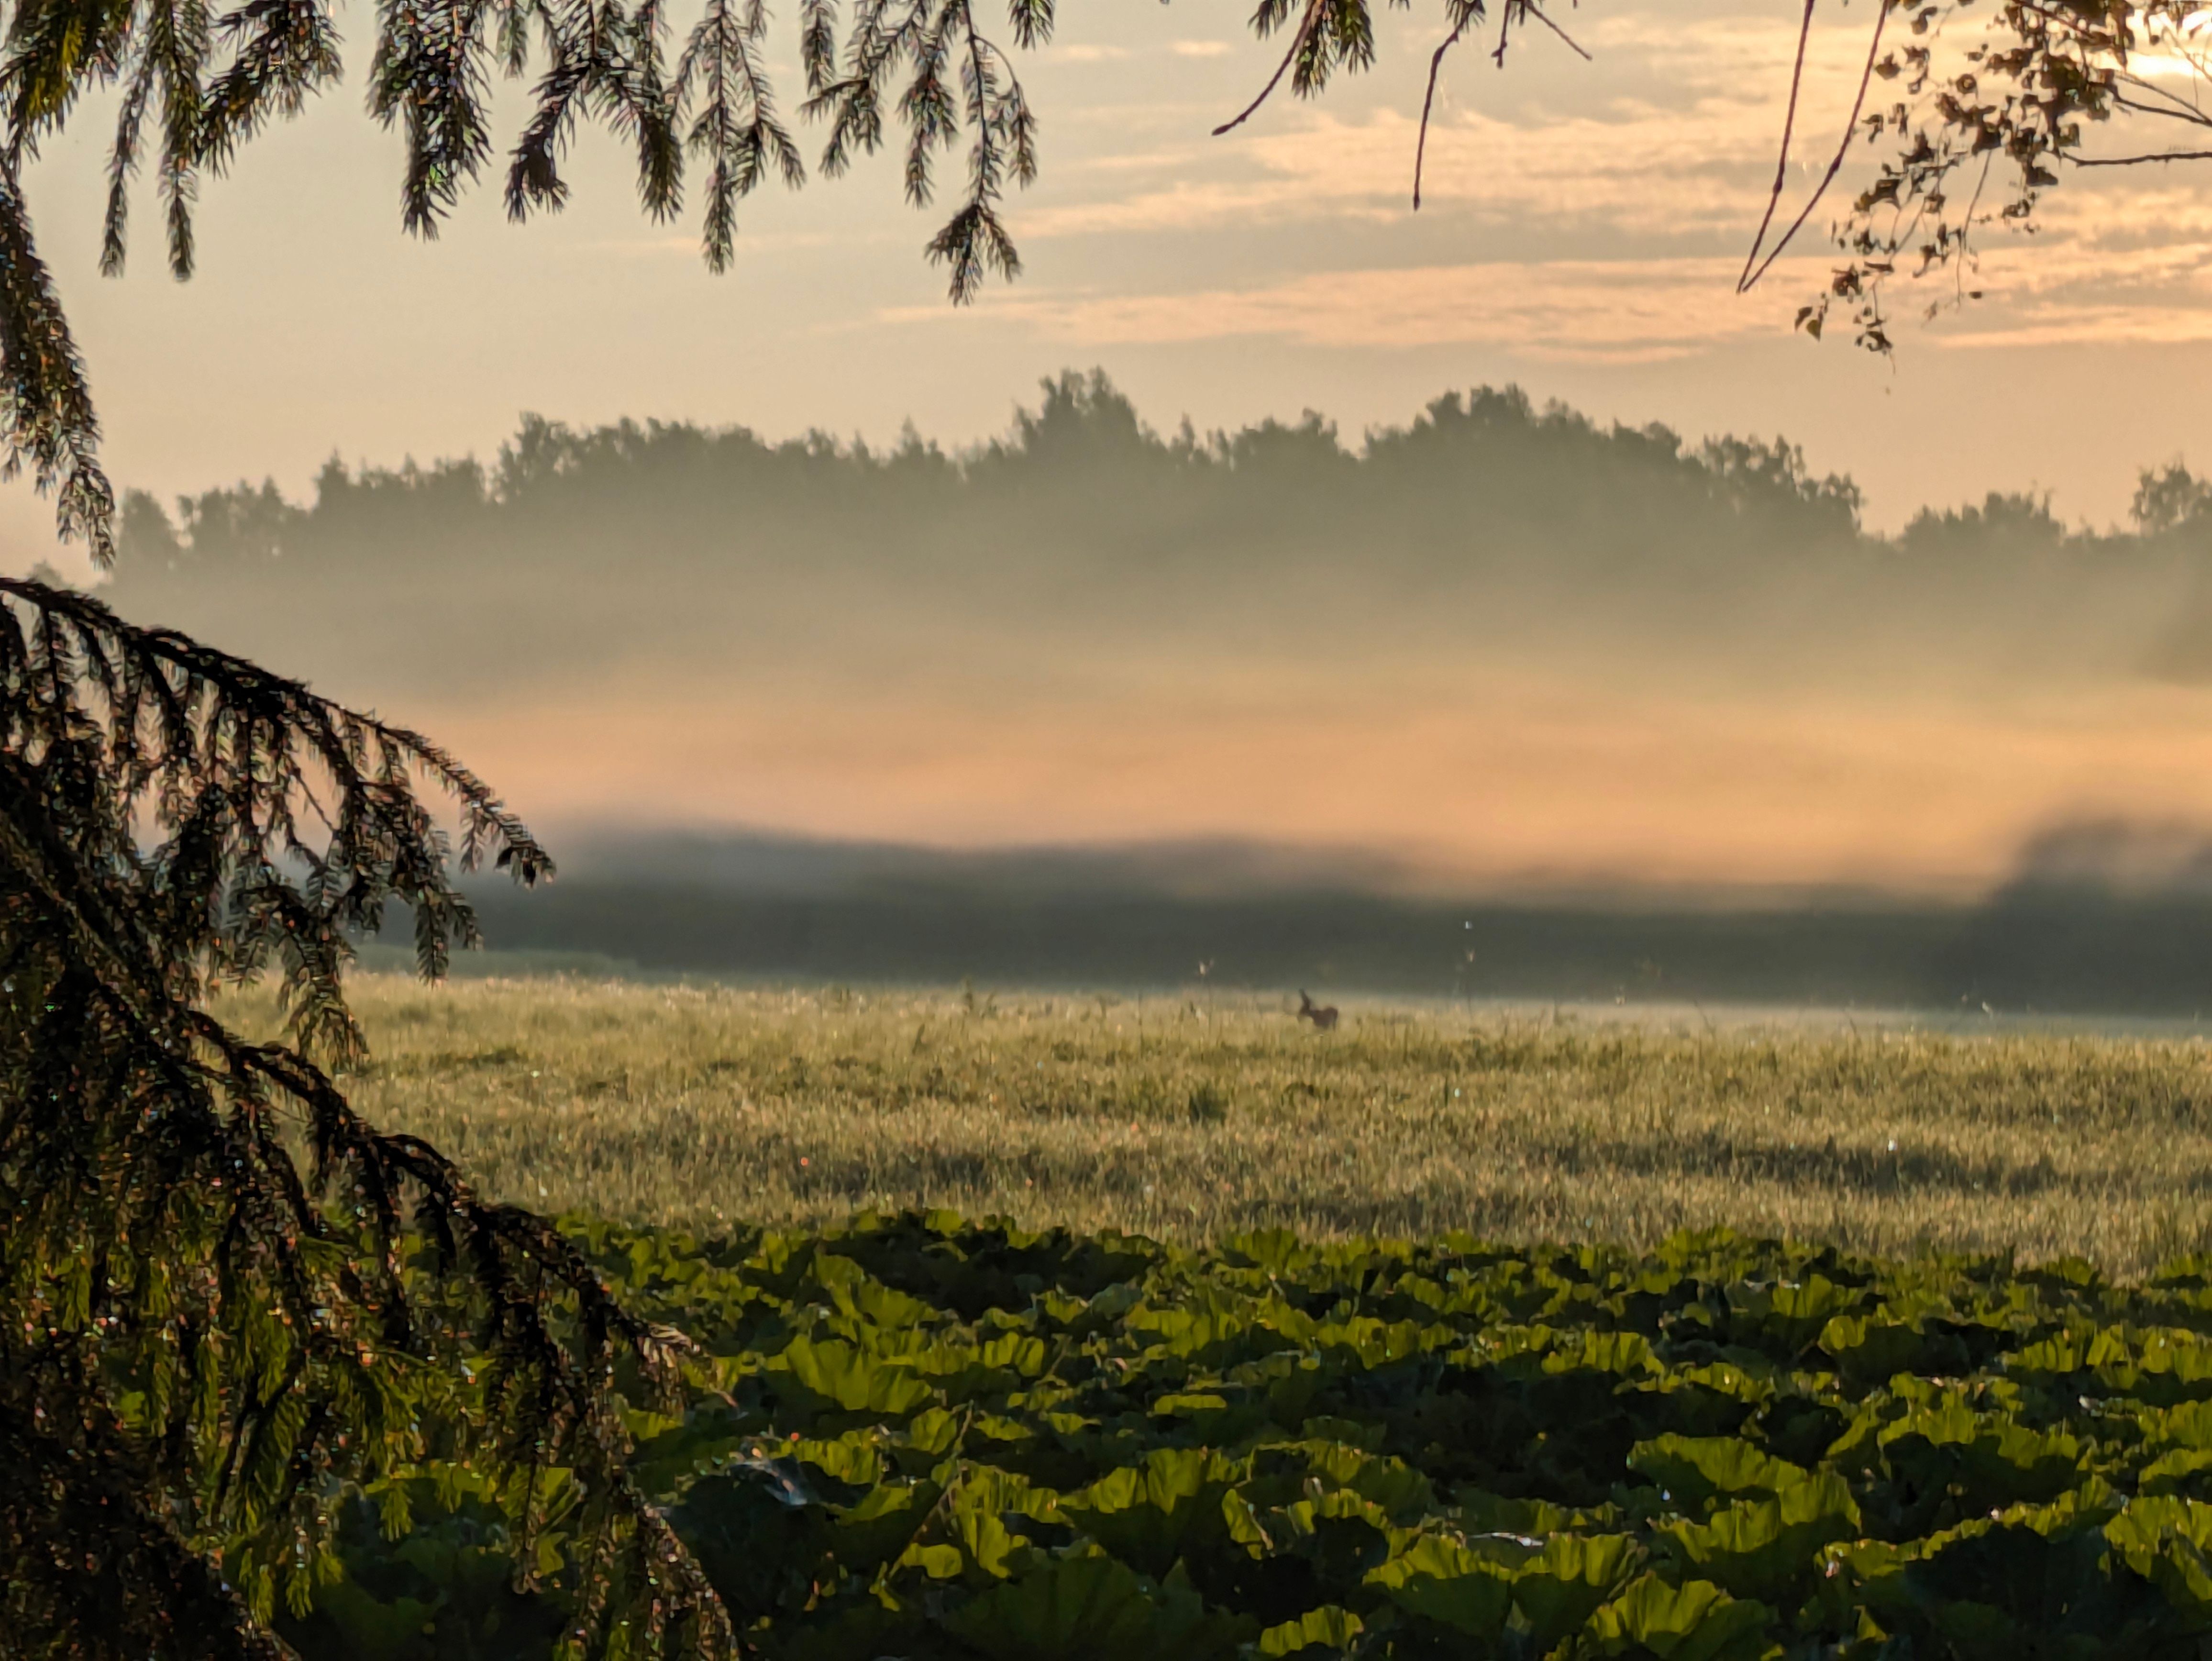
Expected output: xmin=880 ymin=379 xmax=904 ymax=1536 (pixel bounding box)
xmin=0 ymin=574 xmax=735 ymax=1661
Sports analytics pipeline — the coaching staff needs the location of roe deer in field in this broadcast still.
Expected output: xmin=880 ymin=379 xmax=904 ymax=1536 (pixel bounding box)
xmin=1297 ymin=991 xmax=1339 ymax=1031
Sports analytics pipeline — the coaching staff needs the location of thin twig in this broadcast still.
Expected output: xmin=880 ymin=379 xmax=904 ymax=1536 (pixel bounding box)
xmin=1738 ymin=0 xmax=1819 ymax=292
xmin=1739 ymin=0 xmax=1891 ymax=295
xmin=2069 ymin=146 xmax=2212 ymax=164
xmin=1523 ymin=0 xmax=1591 ymax=60
xmin=2111 ymin=84 xmax=2212 ymax=125
xmin=1212 ymin=0 xmax=1327 ymax=135
xmin=1414 ymin=7 xmax=1477 ymax=208
xmin=1957 ymin=146 xmax=1991 ymax=303
xmin=1416 ymin=0 xmax=1586 ymax=206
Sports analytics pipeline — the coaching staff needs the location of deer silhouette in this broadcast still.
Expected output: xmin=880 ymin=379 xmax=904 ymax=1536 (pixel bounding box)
xmin=1297 ymin=991 xmax=1339 ymax=1031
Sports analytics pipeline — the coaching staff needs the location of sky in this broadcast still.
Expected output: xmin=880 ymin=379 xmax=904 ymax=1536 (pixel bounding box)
xmin=4 ymin=0 xmax=2211 ymax=572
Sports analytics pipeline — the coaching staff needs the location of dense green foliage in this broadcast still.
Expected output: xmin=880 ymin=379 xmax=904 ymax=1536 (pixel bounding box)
xmin=306 ymin=1208 xmax=2212 ymax=1659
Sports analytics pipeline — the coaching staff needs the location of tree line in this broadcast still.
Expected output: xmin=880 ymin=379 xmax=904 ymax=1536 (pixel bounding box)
xmin=105 ymin=371 xmax=1870 ymax=588
xmin=85 ymin=372 xmax=2212 ymax=708
xmin=106 ymin=371 xmax=2210 ymax=592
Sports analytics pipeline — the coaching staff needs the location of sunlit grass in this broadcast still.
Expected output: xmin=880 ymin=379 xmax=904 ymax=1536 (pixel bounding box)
xmin=218 ymin=973 xmax=2212 ymax=1276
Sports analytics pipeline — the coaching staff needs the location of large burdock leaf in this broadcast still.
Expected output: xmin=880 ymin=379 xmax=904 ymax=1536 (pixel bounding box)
xmin=1060 ymin=1448 xmax=1242 ymax=1576
xmin=941 ymin=1552 xmax=1161 ymax=1661
xmin=2135 ymin=1399 xmax=2212 ymax=1456
xmin=941 ymin=1550 xmax=1249 ymax=1661
xmin=2105 ymin=1497 xmax=2212 ymax=1628
xmin=667 ymin=1460 xmax=831 ymax=1623
xmin=1820 ymin=1314 xmax=1951 ymax=1388
xmin=1903 ymin=1508 xmax=2152 ymax=1654
xmin=812 ymin=1250 xmax=941 ymax=1331
xmin=830 ymin=1478 xmax=945 ymax=1573
xmin=1583 ymin=1574 xmax=1773 ymax=1661
xmin=2127 ymin=1332 xmax=2212 ymax=1408
xmin=1725 ymin=1276 xmax=1859 ymax=1355
xmin=1510 ymin=1533 xmax=1642 ymax=1651
xmin=1629 ymin=1435 xmax=1812 ymax=1515
xmin=1289 ymin=1440 xmax=1438 ymax=1521
xmin=1364 ymin=1534 xmax=1513 ymax=1637
xmin=778 ymin=1335 xmax=939 ymax=1417
xmin=1655 ymin=1473 xmax=1861 ymax=1600
xmin=1254 ymin=1604 xmax=1363 ymax=1655
xmin=1878 ymin=1409 xmax=2087 ymax=1516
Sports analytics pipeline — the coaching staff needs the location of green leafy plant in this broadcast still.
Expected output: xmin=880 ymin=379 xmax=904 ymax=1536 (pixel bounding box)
xmin=297 ymin=1210 xmax=2212 ymax=1659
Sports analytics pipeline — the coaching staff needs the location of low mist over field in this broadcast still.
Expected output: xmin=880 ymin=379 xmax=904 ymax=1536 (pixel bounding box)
xmin=88 ymin=370 xmax=2212 ymax=1000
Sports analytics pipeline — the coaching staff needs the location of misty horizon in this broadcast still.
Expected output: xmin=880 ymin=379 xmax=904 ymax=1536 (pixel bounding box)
xmin=384 ymin=816 xmax=2212 ymax=1017
xmin=76 ymin=369 xmax=2212 ymax=901
xmin=518 ymin=812 xmax=2212 ymax=908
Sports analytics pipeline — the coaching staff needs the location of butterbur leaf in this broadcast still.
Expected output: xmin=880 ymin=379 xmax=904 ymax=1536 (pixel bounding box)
xmin=2110 ymin=1494 xmax=2212 ymax=1558
xmin=778 ymin=1335 xmax=938 ymax=1417
xmin=950 ymin=1496 xmax=1026 ymax=1580
xmin=1907 ymin=1515 xmax=2129 ymax=1643
xmin=666 ymin=1462 xmax=830 ymax=1618
xmin=792 ymin=1429 xmax=888 ymax=1489
xmin=1655 ymin=1473 xmax=1860 ymax=1601
xmin=2137 ymin=1447 xmax=2212 ymax=1497
xmin=1511 ymin=1533 xmax=1643 ymax=1650
xmin=1255 ymin=1604 xmax=1363 ymax=1654
xmin=1629 ymin=1435 xmax=1813 ymax=1515
xmin=897 ymin=1539 xmax=963 ymax=1578
xmin=1584 ymin=1574 xmax=1773 ymax=1661
xmin=1297 ymin=1440 xmax=1437 ymax=1520
xmin=1060 ymin=1448 xmax=1241 ymax=1576
xmin=1821 ymin=1314 xmax=1939 ymax=1386
xmin=940 ymin=1551 xmax=1171 ymax=1661
xmin=1365 ymin=1535 xmax=1513 ymax=1637
xmin=1726 ymin=1276 xmax=1857 ymax=1354
xmin=2108 ymin=1496 xmax=2212 ymax=1620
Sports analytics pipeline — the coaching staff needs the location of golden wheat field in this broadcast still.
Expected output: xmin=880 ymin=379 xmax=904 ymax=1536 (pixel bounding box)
xmin=215 ymin=972 xmax=2212 ymax=1276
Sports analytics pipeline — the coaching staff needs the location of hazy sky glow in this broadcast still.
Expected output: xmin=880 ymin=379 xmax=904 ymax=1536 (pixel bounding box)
xmin=426 ymin=675 xmax=2212 ymax=897
xmin=7 ymin=0 xmax=2212 ymax=571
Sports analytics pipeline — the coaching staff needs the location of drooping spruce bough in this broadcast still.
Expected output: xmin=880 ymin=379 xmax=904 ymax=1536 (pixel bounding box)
xmin=0 ymin=574 xmax=735 ymax=1659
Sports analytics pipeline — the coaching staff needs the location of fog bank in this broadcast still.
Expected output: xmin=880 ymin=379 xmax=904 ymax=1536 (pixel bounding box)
xmin=91 ymin=371 xmax=2212 ymax=897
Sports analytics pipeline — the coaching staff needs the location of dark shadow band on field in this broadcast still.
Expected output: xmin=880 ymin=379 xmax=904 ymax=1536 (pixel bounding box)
xmin=429 ymin=856 xmax=2212 ymax=1020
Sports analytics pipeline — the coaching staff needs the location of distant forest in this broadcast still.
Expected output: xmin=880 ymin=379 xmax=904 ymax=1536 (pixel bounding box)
xmin=119 ymin=372 xmax=1877 ymax=578
xmin=92 ymin=372 xmax=2212 ymax=701
xmin=89 ymin=375 xmax=2212 ymax=1012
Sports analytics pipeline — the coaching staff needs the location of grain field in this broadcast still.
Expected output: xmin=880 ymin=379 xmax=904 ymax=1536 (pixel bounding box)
xmin=217 ymin=974 xmax=2212 ymax=1275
